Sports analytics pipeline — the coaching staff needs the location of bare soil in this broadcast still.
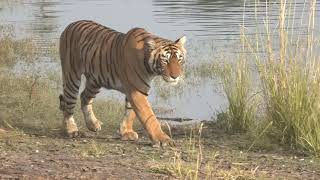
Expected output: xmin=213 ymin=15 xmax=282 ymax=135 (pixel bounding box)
xmin=0 ymin=123 xmax=319 ymax=179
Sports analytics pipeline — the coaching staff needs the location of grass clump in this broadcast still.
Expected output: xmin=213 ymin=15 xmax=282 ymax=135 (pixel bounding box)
xmin=149 ymin=124 xmax=206 ymax=180
xmin=213 ymin=0 xmax=320 ymax=156
xmin=259 ymin=59 xmax=320 ymax=154
xmin=0 ymin=25 xmax=39 ymax=68
xmin=232 ymin=0 xmax=320 ymax=155
xmin=0 ymin=71 xmax=61 ymax=134
xmin=257 ymin=0 xmax=320 ymax=155
xmin=0 ymin=71 xmax=124 ymax=135
xmin=218 ymin=56 xmax=256 ymax=133
xmin=80 ymin=140 xmax=107 ymax=158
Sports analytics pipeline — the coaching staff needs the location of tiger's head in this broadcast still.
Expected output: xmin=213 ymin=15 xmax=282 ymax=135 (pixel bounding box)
xmin=145 ymin=36 xmax=187 ymax=85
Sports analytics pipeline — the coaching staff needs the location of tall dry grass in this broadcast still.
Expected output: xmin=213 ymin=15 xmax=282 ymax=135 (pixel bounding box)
xmin=238 ymin=0 xmax=320 ymax=155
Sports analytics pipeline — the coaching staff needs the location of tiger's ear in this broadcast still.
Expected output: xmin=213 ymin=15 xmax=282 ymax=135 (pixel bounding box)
xmin=145 ymin=38 xmax=156 ymax=51
xmin=175 ymin=35 xmax=186 ymax=47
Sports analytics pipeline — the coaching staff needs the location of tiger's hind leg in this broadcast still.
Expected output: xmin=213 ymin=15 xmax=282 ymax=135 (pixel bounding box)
xmin=119 ymin=97 xmax=139 ymax=141
xmin=80 ymin=77 xmax=102 ymax=132
xmin=59 ymin=76 xmax=81 ymax=138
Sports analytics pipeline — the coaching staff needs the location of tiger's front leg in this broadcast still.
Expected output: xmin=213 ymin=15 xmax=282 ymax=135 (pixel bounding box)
xmin=127 ymin=90 xmax=173 ymax=147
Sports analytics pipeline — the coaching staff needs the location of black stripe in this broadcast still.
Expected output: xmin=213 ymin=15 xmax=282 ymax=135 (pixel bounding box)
xmin=112 ymin=34 xmax=124 ymax=79
xmin=100 ymin=31 xmax=115 ymax=84
xmin=123 ymin=28 xmax=141 ymax=47
xmin=65 ymin=81 xmax=78 ymax=93
xmin=97 ymin=76 xmax=104 ymax=86
xmin=108 ymin=34 xmax=119 ymax=85
xmin=125 ymin=77 xmax=149 ymax=96
xmin=78 ymin=23 xmax=96 ymax=43
xmin=144 ymin=56 xmax=154 ymax=74
xmin=123 ymin=28 xmax=136 ymax=48
xmin=152 ymin=49 xmax=161 ymax=68
xmin=91 ymin=78 xmax=100 ymax=89
xmin=137 ymin=35 xmax=152 ymax=43
xmin=79 ymin=25 xmax=101 ymax=53
xmin=89 ymin=29 xmax=107 ymax=72
xmin=70 ymin=60 xmax=79 ymax=80
xmin=84 ymin=89 xmax=96 ymax=98
xmin=80 ymin=24 xmax=100 ymax=44
xmin=109 ymin=61 xmax=116 ymax=86
xmin=68 ymin=22 xmax=88 ymax=73
xmin=64 ymin=89 xmax=77 ymax=100
xmin=104 ymin=80 xmax=111 ymax=89
xmin=90 ymin=45 xmax=99 ymax=73
xmin=81 ymin=27 xmax=103 ymax=73
xmin=68 ymin=74 xmax=79 ymax=90
xmin=118 ymin=35 xmax=125 ymax=71
xmin=86 ymin=86 xmax=100 ymax=95
xmin=85 ymin=28 xmax=105 ymax=62
xmin=133 ymin=66 xmax=150 ymax=88
xmin=134 ymin=31 xmax=147 ymax=38
xmin=163 ymin=47 xmax=170 ymax=52
xmin=66 ymin=101 xmax=76 ymax=106
xmin=135 ymin=33 xmax=149 ymax=41
xmin=97 ymin=30 xmax=110 ymax=84
xmin=106 ymin=32 xmax=117 ymax=66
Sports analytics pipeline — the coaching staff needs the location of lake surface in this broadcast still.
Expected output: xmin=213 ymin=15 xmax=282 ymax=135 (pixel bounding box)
xmin=0 ymin=0 xmax=319 ymax=120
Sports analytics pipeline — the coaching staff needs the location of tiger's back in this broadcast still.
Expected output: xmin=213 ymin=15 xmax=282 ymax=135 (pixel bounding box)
xmin=60 ymin=20 xmax=126 ymax=92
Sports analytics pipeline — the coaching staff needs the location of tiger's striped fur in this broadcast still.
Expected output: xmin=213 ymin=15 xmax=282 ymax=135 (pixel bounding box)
xmin=59 ymin=20 xmax=186 ymax=146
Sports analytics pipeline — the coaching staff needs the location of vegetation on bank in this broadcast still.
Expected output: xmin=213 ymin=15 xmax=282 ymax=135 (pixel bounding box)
xmin=186 ymin=0 xmax=320 ymax=157
xmin=211 ymin=0 xmax=320 ymax=156
xmin=256 ymin=0 xmax=320 ymax=155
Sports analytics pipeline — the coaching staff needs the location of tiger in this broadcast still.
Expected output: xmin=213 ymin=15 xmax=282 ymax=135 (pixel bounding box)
xmin=59 ymin=20 xmax=186 ymax=147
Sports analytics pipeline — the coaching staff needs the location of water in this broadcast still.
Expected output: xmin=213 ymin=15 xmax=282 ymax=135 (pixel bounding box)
xmin=1 ymin=0 xmax=319 ymax=120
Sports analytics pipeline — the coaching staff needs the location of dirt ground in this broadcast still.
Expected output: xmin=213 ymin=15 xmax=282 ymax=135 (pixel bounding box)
xmin=0 ymin=122 xmax=319 ymax=180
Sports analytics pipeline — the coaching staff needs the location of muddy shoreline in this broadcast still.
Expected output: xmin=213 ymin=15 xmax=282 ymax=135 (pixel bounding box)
xmin=1 ymin=122 xmax=319 ymax=179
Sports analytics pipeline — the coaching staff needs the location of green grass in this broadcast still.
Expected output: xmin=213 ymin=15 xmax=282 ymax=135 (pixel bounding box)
xmin=218 ymin=56 xmax=257 ymax=133
xmin=148 ymin=123 xmax=205 ymax=180
xmin=0 ymin=71 xmax=124 ymax=136
xmin=0 ymin=25 xmax=39 ymax=68
xmin=221 ymin=0 xmax=320 ymax=156
xmin=192 ymin=36 xmax=257 ymax=133
xmin=190 ymin=0 xmax=320 ymax=156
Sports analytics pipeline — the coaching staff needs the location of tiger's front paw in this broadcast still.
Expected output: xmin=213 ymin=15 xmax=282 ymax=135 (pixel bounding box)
xmin=64 ymin=118 xmax=79 ymax=138
xmin=152 ymin=133 xmax=175 ymax=148
xmin=121 ymin=131 xmax=139 ymax=141
xmin=85 ymin=119 xmax=102 ymax=132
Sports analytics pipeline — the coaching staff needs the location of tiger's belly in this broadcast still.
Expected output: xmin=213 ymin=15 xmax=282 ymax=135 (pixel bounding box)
xmin=103 ymin=77 xmax=126 ymax=94
xmin=111 ymin=80 xmax=125 ymax=93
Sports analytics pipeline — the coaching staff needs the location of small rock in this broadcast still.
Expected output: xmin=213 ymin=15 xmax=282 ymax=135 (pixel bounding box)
xmin=81 ymin=167 xmax=89 ymax=172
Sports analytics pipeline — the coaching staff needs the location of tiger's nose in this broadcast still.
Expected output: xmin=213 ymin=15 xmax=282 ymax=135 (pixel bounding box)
xmin=170 ymin=75 xmax=179 ymax=79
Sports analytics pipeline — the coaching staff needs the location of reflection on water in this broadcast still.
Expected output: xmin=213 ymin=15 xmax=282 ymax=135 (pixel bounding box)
xmin=0 ymin=0 xmax=319 ymax=120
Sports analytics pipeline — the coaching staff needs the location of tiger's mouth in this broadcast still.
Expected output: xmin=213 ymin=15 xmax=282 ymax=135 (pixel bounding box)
xmin=162 ymin=75 xmax=180 ymax=85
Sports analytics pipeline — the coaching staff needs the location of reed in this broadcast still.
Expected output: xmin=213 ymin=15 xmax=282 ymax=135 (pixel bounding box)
xmin=244 ymin=0 xmax=320 ymax=155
